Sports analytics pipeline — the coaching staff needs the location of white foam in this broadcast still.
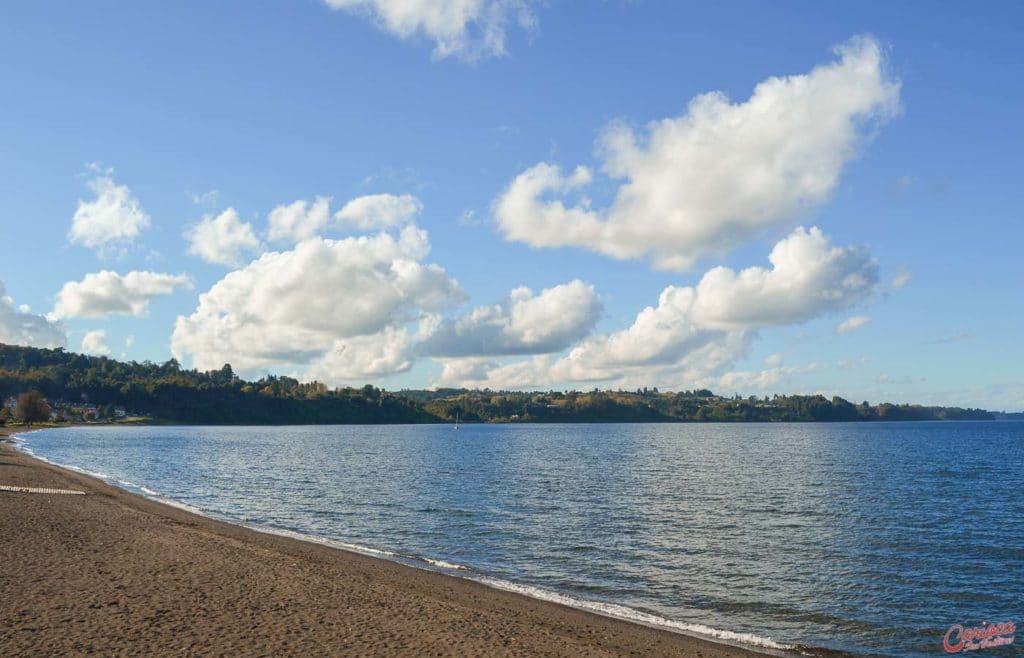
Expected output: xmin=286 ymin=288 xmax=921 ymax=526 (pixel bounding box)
xmin=473 ymin=577 xmax=794 ymax=652
xmin=115 ymin=479 xmax=160 ymax=497
xmin=422 ymin=557 xmax=468 ymax=570
xmin=148 ymin=494 xmax=213 ymax=516
xmin=11 ymin=442 xmax=112 ymax=481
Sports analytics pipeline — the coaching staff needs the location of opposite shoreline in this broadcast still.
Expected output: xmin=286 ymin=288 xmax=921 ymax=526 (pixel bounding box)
xmin=1 ymin=428 xmax=780 ymax=657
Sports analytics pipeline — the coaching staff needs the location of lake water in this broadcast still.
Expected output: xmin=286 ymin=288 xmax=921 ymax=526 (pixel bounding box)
xmin=15 ymin=422 xmax=1024 ymax=656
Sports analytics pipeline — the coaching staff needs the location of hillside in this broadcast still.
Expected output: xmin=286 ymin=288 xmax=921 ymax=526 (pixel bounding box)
xmin=0 ymin=343 xmax=996 ymax=425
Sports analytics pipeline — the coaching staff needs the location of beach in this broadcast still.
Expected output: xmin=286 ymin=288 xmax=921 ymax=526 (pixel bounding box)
xmin=0 ymin=431 xmax=768 ymax=657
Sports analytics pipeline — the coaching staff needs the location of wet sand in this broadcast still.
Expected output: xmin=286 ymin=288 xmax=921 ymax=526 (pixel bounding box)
xmin=1 ymin=429 xmax=771 ymax=657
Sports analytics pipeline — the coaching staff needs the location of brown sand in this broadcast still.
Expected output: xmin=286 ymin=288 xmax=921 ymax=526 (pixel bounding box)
xmin=0 ymin=430 xmax=772 ymax=657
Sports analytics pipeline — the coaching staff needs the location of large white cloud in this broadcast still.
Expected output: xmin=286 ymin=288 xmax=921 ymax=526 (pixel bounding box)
xmin=689 ymin=226 xmax=877 ymax=328
xmin=171 ymin=226 xmax=464 ymax=377
xmin=185 ymin=208 xmax=260 ymax=267
xmin=335 ymin=193 xmax=422 ymax=230
xmin=51 ymin=271 xmax=193 ymax=319
xmin=267 ymin=197 xmax=331 ymax=243
xmin=0 ymin=282 xmax=66 ymax=348
xmin=495 ymin=36 xmax=900 ymax=270
xmin=324 ymin=0 xmax=536 ymax=60
xmin=68 ymin=171 xmax=152 ymax=254
xmin=437 ymin=227 xmax=877 ymax=389
xmin=420 ymin=279 xmax=602 ymax=357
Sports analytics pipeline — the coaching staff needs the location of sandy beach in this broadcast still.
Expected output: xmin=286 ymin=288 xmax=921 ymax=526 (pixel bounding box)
xmin=0 ymin=429 xmax=771 ymax=657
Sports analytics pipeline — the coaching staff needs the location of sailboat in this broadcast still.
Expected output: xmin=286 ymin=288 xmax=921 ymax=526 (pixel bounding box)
xmin=454 ymin=412 xmax=459 ymax=431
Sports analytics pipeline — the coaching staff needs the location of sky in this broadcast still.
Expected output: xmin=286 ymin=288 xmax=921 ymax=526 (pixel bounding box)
xmin=1 ymin=1 xmax=1022 ymax=409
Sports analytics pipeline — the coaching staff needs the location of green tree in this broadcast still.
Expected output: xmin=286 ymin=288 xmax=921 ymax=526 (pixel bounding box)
xmin=15 ymin=390 xmax=50 ymax=426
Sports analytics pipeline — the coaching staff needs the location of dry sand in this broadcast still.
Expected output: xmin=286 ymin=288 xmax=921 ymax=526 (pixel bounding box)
xmin=1 ymin=429 xmax=773 ymax=657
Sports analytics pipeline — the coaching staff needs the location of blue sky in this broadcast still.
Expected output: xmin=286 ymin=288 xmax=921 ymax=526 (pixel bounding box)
xmin=1 ymin=1 xmax=1021 ymax=409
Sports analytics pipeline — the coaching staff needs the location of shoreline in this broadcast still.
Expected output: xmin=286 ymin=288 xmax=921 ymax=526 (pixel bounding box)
xmin=1 ymin=427 xmax=784 ymax=657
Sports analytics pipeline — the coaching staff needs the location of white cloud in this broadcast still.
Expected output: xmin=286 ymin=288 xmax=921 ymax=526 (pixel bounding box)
xmin=495 ymin=36 xmax=900 ymax=270
xmin=52 ymin=271 xmax=193 ymax=319
xmin=0 ymin=281 xmax=66 ymax=348
xmin=891 ymin=269 xmax=911 ymax=289
xmin=689 ymin=227 xmax=877 ymax=328
xmin=437 ymin=227 xmax=877 ymax=389
xmin=304 ymin=326 xmax=419 ymax=383
xmin=324 ymin=0 xmax=536 ymax=60
xmin=420 ymin=280 xmax=602 ymax=357
xmin=764 ymin=353 xmax=784 ymax=367
xmin=185 ymin=208 xmax=261 ymax=267
xmin=80 ymin=330 xmax=111 ymax=356
xmin=435 ymin=355 xmax=555 ymax=390
xmin=714 ymin=363 xmax=819 ymax=393
xmin=188 ymin=189 xmax=220 ymax=206
xmin=335 ymin=194 xmax=423 ymax=230
xmin=171 ymin=226 xmax=464 ymax=379
xmin=267 ymin=197 xmax=331 ymax=243
xmin=68 ymin=171 xmax=151 ymax=255
xmin=836 ymin=315 xmax=871 ymax=334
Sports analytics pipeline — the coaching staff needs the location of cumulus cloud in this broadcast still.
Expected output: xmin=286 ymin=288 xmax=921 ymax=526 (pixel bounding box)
xmin=68 ymin=170 xmax=152 ymax=255
xmin=689 ymin=227 xmax=878 ymax=328
xmin=51 ymin=271 xmax=193 ymax=319
xmin=714 ymin=363 xmax=819 ymax=393
xmin=437 ymin=227 xmax=877 ymax=389
xmin=420 ymin=280 xmax=602 ymax=357
xmin=171 ymin=226 xmax=464 ymax=379
xmin=324 ymin=0 xmax=536 ymax=60
xmin=303 ymin=326 xmax=419 ymax=384
xmin=836 ymin=315 xmax=871 ymax=334
xmin=335 ymin=194 xmax=423 ymax=230
xmin=891 ymin=269 xmax=911 ymax=289
xmin=0 ymin=281 xmax=66 ymax=348
xmin=267 ymin=197 xmax=331 ymax=243
xmin=80 ymin=330 xmax=111 ymax=356
xmin=185 ymin=208 xmax=260 ymax=267
xmin=495 ymin=36 xmax=900 ymax=270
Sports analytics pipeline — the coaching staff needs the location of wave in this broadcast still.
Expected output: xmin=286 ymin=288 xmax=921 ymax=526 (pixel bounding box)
xmin=422 ymin=557 xmax=468 ymax=570
xmin=472 ymin=576 xmax=795 ymax=652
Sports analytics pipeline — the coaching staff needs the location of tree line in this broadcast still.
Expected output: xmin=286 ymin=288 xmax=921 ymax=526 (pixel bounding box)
xmin=0 ymin=343 xmax=996 ymax=425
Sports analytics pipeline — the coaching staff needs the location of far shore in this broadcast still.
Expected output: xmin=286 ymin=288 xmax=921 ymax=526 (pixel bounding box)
xmin=0 ymin=426 xmax=777 ymax=657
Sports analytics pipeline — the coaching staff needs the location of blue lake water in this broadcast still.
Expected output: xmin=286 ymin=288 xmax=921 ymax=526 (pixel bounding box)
xmin=15 ymin=422 xmax=1024 ymax=656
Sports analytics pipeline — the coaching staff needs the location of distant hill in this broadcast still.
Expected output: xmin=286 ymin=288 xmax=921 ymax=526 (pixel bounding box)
xmin=0 ymin=343 xmax=434 ymax=425
xmin=402 ymin=387 xmax=995 ymax=423
xmin=0 ymin=343 xmax=999 ymax=425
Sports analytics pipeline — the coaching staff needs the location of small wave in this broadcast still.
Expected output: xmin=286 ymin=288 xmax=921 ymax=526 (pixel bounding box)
xmin=12 ymin=445 xmax=112 ymax=482
xmin=239 ymin=524 xmax=401 ymax=560
xmin=421 ymin=557 xmax=467 ymax=570
xmin=148 ymin=495 xmax=214 ymax=517
xmin=115 ymin=478 xmax=160 ymax=497
xmin=473 ymin=576 xmax=795 ymax=652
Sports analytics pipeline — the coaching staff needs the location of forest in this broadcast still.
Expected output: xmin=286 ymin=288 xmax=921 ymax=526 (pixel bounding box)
xmin=0 ymin=343 xmax=998 ymax=425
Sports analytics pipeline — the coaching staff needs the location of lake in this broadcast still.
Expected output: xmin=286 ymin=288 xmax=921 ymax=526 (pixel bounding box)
xmin=15 ymin=422 xmax=1023 ymax=656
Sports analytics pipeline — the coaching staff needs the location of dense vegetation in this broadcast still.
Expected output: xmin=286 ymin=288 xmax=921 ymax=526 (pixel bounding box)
xmin=407 ymin=387 xmax=996 ymax=423
xmin=0 ymin=343 xmax=433 ymax=424
xmin=0 ymin=343 xmax=999 ymax=425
